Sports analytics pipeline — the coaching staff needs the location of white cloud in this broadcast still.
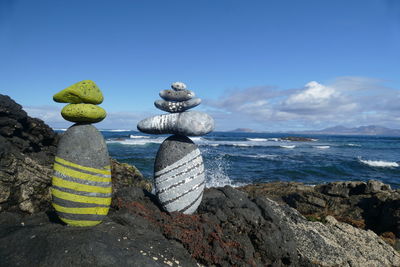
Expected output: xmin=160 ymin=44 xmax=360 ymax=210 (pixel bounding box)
xmin=204 ymin=77 xmax=400 ymax=131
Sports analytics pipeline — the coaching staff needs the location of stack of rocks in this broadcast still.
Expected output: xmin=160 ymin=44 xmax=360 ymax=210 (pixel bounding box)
xmin=137 ymin=82 xmax=214 ymax=214
xmin=52 ymin=80 xmax=112 ymax=227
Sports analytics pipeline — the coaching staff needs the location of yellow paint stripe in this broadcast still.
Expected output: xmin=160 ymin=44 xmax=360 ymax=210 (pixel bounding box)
xmin=59 ymin=217 xmax=102 ymax=227
xmin=55 ymin=157 xmax=111 ymax=175
xmin=54 ymin=163 xmax=111 ymax=183
xmin=52 ymin=203 xmax=109 ymax=215
xmin=52 ymin=176 xmax=112 ymax=194
xmin=51 ymin=188 xmax=111 ymax=205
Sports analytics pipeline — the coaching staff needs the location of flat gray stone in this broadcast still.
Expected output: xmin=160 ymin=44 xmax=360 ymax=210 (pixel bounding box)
xmin=154 ymin=98 xmax=201 ymax=113
xmin=154 ymin=135 xmax=205 ymax=214
xmin=159 ymin=89 xmax=195 ymax=101
xmin=137 ymin=111 xmax=214 ymax=136
xmin=171 ymin=82 xmax=187 ymax=91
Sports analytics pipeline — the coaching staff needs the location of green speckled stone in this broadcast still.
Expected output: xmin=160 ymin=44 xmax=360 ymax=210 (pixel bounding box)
xmin=53 ymin=80 xmax=104 ymax=104
xmin=61 ymin=104 xmax=106 ymax=123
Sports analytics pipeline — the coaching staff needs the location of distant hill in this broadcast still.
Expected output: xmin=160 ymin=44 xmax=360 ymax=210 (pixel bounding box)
xmin=229 ymin=128 xmax=256 ymax=133
xmin=297 ymin=125 xmax=400 ymax=136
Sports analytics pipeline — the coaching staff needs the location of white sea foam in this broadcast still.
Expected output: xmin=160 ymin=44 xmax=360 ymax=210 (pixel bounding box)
xmin=190 ymin=137 xmax=206 ymax=142
xmin=101 ymin=129 xmax=131 ymax=132
xmin=107 ymin=137 xmax=165 ymax=145
xmin=348 ymin=143 xmax=361 ymax=147
xmin=209 ymin=144 xmax=220 ymax=147
xmin=246 ymin=138 xmax=280 ymax=142
xmin=130 ymin=135 xmax=149 ymax=139
xmin=53 ymin=128 xmax=67 ymax=131
xmin=246 ymin=138 xmax=268 ymax=142
xmin=314 ymin=146 xmax=330 ymax=149
xmin=233 ymin=143 xmax=252 ymax=147
xmin=245 ymin=154 xmax=278 ymax=159
xmin=359 ymin=159 xmax=399 ymax=168
xmin=280 ymin=145 xmax=296 ymax=149
xmin=205 ymin=154 xmax=245 ymax=188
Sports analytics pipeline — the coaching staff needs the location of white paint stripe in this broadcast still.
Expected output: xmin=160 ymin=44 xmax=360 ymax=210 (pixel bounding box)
xmin=155 ymin=154 xmax=202 ymax=185
xmin=163 ymin=183 xmax=205 ymax=212
xmin=155 ymin=149 xmax=201 ymax=177
xmin=155 ymin=163 xmax=204 ymax=193
xmin=181 ymin=193 xmax=203 ymax=214
xmin=158 ymin=172 xmax=205 ymax=203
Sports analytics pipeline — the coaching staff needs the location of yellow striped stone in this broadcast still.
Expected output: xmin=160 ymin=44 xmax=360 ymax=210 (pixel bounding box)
xmin=61 ymin=104 xmax=106 ymax=123
xmin=53 ymin=80 xmax=104 ymax=104
xmin=51 ymin=157 xmax=111 ymax=227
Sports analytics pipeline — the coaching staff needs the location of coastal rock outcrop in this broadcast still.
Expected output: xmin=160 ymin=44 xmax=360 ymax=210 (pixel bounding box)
xmin=241 ymin=180 xmax=400 ymax=248
xmin=0 ymin=94 xmax=58 ymax=213
xmin=1 ymin=185 xmax=399 ymax=266
xmin=2 ymin=95 xmax=399 ymax=265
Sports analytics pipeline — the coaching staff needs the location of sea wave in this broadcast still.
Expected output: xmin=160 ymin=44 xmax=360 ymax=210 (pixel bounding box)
xmin=130 ymin=135 xmax=149 ymax=139
xmin=101 ymin=129 xmax=131 ymax=132
xmin=314 ymin=146 xmax=330 ymax=149
xmin=280 ymin=145 xmax=296 ymax=149
xmin=107 ymin=137 xmax=165 ymax=145
xmin=359 ymin=159 xmax=399 ymax=168
xmin=347 ymin=143 xmax=361 ymax=147
xmin=245 ymin=154 xmax=278 ymax=159
xmin=246 ymin=138 xmax=280 ymax=142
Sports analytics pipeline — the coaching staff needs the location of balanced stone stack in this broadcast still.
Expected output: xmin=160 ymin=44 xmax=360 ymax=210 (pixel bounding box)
xmin=137 ymin=82 xmax=214 ymax=214
xmin=52 ymin=80 xmax=111 ymax=227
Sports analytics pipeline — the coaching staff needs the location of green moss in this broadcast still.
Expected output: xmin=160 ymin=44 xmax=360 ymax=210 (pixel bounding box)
xmin=53 ymin=80 xmax=104 ymax=104
xmin=61 ymin=104 xmax=106 ymax=123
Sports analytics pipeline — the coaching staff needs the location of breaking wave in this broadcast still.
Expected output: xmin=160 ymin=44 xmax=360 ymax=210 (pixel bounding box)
xmin=359 ymin=159 xmax=399 ymax=168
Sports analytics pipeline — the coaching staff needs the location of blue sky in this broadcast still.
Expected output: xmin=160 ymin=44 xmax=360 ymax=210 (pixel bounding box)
xmin=1 ymin=0 xmax=399 ymax=131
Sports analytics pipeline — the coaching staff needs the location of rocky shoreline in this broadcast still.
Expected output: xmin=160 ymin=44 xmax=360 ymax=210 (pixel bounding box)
xmin=1 ymin=94 xmax=400 ymax=266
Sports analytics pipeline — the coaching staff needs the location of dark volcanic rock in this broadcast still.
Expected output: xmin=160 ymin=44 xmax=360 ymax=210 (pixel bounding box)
xmin=111 ymin=158 xmax=152 ymax=194
xmin=241 ymin=180 xmax=400 ymax=243
xmin=0 ymin=211 xmax=196 ymax=267
xmin=0 ymin=94 xmax=59 ymax=213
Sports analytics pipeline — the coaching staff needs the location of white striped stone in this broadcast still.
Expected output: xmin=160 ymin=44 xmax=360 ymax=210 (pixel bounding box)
xmin=154 ymin=135 xmax=205 ymax=214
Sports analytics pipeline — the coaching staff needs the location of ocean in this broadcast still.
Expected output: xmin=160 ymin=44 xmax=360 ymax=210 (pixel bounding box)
xmin=58 ymin=130 xmax=400 ymax=189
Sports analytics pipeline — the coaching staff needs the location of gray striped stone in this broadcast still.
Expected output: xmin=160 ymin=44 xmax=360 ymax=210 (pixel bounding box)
xmin=154 ymin=98 xmax=201 ymax=113
xmin=137 ymin=111 xmax=214 ymax=136
xmin=159 ymin=89 xmax=195 ymax=101
xmin=154 ymin=135 xmax=205 ymax=214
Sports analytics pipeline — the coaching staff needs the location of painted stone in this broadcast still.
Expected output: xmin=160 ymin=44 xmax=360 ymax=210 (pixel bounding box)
xmin=51 ymin=124 xmax=111 ymax=227
xmin=154 ymin=135 xmax=205 ymax=214
xmin=171 ymin=82 xmax=187 ymax=91
xmin=154 ymin=98 xmax=201 ymax=113
xmin=53 ymin=80 xmax=104 ymax=104
xmin=159 ymin=89 xmax=195 ymax=101
xmin=61 ymin=104 xmax=106 ymax=123
xmin=137 ymin=111 xmax=214 ymax=136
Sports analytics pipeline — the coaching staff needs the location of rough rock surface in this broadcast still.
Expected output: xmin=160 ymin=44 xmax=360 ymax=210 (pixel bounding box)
xmin=61 ymin=104 xmax=106 ymax=123
xmin=241 ymin=180 xmax=400 ymax=248
xmin=0 ymin=94 xmax=58 ymax=213
xmin=2 ymin=186 xmax=399 ymax=266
